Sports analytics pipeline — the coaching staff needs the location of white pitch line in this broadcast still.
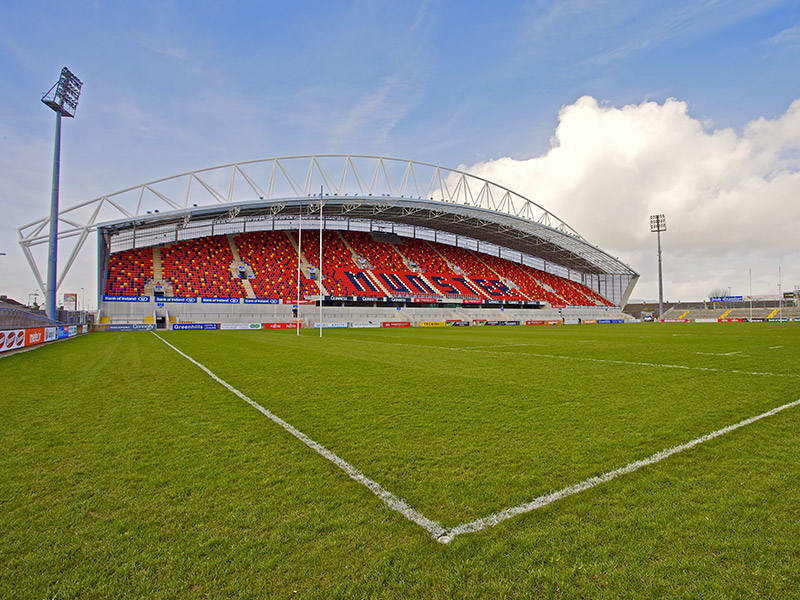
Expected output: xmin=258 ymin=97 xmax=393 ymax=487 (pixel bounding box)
xmin=151 ymin=333 xmax=447 ymax=540
xmin=463 ymin=349 xmax=796 ymax=378
xmin=454 ymin=343 xmax=535 ymax=350
xmin=354 ymin=338 xmax=799 ymax=379
xmin=441 ymin=397 xmax=800 ymax=542
xmin=151 ymin=332 xmax=800 ymax=546
xmin=770 ymin=345 xmax=784 ymax=350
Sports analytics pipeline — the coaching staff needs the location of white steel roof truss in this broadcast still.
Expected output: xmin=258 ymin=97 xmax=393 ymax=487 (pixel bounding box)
xmin=408 ymin=163 xmax=424 ymax=199
xmin=144 ymin=185 xmax=181 ymax=211
xmin=17 ymin=155 xmax=635 ymax=297
xmin=338 ymin=159 xmax=350 ymax=195
xmin=275 ymin=159 xmax=304 ymax=197
xmin=226 ymin=167 xmax=236 ymax=203
xmin=312 ymin=157 xmax=338 ymax=196
xmin=345 ymin=156 xmax=370 ymax=196
xmin=436 ymin=168 xmax=451 ymax=203
xmin=379 ymin=158 xmax=399 ymax=198
xmin=192 ymin=173 xmax=227 ymax=204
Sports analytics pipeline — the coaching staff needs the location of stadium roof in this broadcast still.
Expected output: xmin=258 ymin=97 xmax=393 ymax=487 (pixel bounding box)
xmin=17 ymin=155 xmax=638 ymax=294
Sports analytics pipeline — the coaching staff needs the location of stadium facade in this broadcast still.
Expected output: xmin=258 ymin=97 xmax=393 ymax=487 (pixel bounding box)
xmin=17 ymin=155 xmax=638 ymax=327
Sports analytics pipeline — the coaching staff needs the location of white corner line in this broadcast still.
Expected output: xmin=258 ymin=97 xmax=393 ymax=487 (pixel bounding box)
xmin=151 ymin=332 xmax=447 ymax=540
xmin=445 ymin=397 xmax=800 ymax=541
xmin=151 ymin=332 xmax=800 ymax=545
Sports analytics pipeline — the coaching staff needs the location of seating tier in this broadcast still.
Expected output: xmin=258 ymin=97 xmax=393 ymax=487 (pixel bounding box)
xmin=104 ymin=230 xmax=615 ymax=307
xmin=161 ymin=236 xmax=244 ymax=298
xmin=105 ymin=246 xmax=153 ymax=296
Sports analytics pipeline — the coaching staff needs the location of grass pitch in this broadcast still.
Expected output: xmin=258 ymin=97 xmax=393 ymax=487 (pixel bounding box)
xmin=1 ymin=323 xmax=799 ymax=598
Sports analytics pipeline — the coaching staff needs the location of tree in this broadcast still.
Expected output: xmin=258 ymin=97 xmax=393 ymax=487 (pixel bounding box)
xmin=708 ymin=287 xmax=728 ymax=300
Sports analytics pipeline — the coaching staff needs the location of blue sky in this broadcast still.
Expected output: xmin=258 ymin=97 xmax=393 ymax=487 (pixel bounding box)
xmin=2 ymin=0 xmax=799 ymax=306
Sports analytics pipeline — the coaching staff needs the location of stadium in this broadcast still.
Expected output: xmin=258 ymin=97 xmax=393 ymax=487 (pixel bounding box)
xmin=18 ymin=155 xmax=638 ymax=329
xmin=7 ymin=156 xmax=800 ymax=599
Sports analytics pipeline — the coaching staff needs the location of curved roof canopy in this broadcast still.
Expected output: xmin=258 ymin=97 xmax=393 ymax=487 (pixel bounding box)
xmin=17 ymin=155 xmax=638 ymax=294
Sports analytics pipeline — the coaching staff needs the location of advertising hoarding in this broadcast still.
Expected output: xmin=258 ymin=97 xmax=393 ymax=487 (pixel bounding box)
xmin=103 ymin=295 xmax=150 ymax=302
xmin=263 ymin=322 xmax=302 ymax=329
xmin=0 ymin=329 xmax=25 ymax=352
xmin=63 ymin=293 xmax=78 ymax=311
xmin=25 ymin=328 xmax=45 ymax=346
xmin=201 ymin=298 xmax=240 ymax=304
xmin=220 ymin=323 xmax=262 ymax=330
xmin=105 ymin=324 xmax=156 ymax=331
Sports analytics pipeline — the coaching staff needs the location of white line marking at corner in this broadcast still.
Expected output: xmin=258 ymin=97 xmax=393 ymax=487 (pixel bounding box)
xmin=151 ymin=332 xmax=446 ymax=540
xmin=151 ymin=332 xmax=800 ymax=545
xmin=445 ymin=397 xmax=800 ymax=541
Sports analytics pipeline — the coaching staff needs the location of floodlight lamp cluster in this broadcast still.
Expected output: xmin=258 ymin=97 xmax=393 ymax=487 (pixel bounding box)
xmin=650 ymin=214 xmax=666 ymax=232
xmin=42 ymin=67 xmax=83 ymax=118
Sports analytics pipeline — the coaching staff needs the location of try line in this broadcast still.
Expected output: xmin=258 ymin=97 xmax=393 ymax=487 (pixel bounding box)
xmin=353 ymin=338 xmax=800 ymax=379
xmin=152 ymin=332 xmax=800 ymax=544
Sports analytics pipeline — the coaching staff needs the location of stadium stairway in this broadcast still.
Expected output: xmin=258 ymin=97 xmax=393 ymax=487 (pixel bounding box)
xmin=240 ymin=279 xmax=256 ymax=299
xmin=286 ymin=231 xmax=327 ymax=295
xmin=470 ymin=250 xmax=503 ymax=279
xmin=432 ymin=244 xmax=527 ymax=302
xmin=428 ymin=241 xmax=464 ymax=275
xmin=227 ymin=236 xmax=256 ymax=300
xmin=336 ymin=231 xmax=360 ymax=262
xmin=389 ymin=241 xmax=421 ymax=273
xmin=535 ymin=278 xmax=569 ymax=305
xmin=365 ymin=271 xmax=392 ymax=296
xmin=153 ymin=246 xmax=163 ymax=280
xmin=284 ymin=231 xmax=311 ymax=279
xmin=428 ymin=241 xmax=520 ymax=301
xmin=336 ymin=232 xmax=393 ymax=296
xmin=226 ymin=235 xmax=242 ymax=262
xmin=143 ymin=246 xmax=176 ymax=297
xmin=144 ymin=279 xmax=174 ymax=297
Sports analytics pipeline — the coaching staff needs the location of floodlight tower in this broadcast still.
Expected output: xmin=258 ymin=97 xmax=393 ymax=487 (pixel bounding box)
xmin=650 ymin=214 xmax=666 ymax=319
xmin=41 ymin=67 xmax=83 ymax=321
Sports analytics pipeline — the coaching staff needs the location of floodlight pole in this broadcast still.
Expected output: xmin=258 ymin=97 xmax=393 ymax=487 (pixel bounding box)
xmin=657 ymin=231 xmax=664 ymax=318
xmin=41 ymin=67 xmax=82 ymax=321
xmin=650 ymin=214 xmax=667 ymax=319
xmin=45 ymin=111 xmax=63 ymax=321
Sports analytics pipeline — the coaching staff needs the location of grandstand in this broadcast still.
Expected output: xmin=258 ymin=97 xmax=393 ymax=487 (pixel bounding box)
xmin=17 ymin=156 xmax=639 ymax=327
xmin=659 ymin=304 xmax=800 ymax=322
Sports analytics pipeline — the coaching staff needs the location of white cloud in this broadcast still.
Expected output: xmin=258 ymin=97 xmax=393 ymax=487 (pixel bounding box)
xmin=765 ymin=24 xmax=800 ymax=48
xmin=463 ymin=95 xmax=800 ymax=300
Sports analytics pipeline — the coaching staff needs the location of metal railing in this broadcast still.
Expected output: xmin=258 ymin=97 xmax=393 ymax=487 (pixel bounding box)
xmin=0 ymin=306 xmax=91 ymax=329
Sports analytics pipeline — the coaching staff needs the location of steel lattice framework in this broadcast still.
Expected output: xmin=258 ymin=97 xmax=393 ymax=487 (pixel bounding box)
xmin=17 ymin=155 xmax=638 ymax=303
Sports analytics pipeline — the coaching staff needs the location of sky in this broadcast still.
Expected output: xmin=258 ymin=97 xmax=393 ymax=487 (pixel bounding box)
xmin=1 ymin=0 xmax=799 ymax=307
